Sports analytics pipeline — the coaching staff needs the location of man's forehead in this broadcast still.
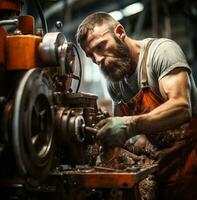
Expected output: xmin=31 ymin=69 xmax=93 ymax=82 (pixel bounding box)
xmin=92 ymin=24 xmax=108 ymax=33
xmin=86 ymin=24 xmax=109 ymax=42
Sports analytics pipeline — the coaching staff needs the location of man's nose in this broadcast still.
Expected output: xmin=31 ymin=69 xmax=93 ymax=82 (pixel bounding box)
xmin=93 ymin=53 xmax=104 ymax=65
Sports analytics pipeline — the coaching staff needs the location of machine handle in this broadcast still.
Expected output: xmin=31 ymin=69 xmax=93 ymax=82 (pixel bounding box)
xmin=84 ymin=126 xmax=98 ymax=135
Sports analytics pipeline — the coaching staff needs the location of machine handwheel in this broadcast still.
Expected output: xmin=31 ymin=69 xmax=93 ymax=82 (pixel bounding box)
xmin=12 ymin=68 xmax=55 ymax=183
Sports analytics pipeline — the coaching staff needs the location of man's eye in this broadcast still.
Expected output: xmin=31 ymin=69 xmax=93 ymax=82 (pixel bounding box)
xmin=95 ymin=43 xmax=105 ymax=52
xmin=96 ymin=45 xmax=103 ymax=50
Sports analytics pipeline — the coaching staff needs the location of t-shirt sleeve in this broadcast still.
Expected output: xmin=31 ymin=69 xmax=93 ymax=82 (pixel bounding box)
xmin=152 ymin=39 xmax=191 ymax=80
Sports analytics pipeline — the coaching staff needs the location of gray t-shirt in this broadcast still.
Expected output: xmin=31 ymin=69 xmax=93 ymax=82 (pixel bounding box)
xmin=108 ymin=38 xmax=197 ymax=114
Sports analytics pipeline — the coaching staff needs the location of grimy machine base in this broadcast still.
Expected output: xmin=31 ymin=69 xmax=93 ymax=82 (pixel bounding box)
xmin=36 ymin=164 xmax=158 ymax=200
xmin=0 ymin=165 xmax=158 ymax=199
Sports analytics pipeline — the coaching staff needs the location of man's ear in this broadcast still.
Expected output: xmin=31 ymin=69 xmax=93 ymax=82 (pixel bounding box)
xmin=114 ymin=24 xmax=126 ymax=40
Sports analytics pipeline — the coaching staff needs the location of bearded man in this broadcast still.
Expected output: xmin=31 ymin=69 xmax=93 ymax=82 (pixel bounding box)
xmin=76 ymin=12 xmax=197 ymax=200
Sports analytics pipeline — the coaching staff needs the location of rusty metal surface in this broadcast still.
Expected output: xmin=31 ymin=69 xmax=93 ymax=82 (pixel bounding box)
xmin=52 ymin=164 xmax=158 ymax=189
xmin=6 ymin=35 xmax=42 ymax=70
xmin=0 ymin=26 xmax=7 ymax=66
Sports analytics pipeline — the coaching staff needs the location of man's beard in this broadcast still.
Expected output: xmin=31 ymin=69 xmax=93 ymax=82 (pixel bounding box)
xmin=100 ymin=36 xmax=132 ymax=82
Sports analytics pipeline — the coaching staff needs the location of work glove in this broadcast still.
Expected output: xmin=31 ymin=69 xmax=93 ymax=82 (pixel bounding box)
xmin=95 ymin=117 xmax=138 ymax=148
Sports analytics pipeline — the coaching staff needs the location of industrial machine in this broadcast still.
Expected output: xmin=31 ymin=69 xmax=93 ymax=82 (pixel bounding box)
xmin=0 ymin=1 xmax=158 ymax=199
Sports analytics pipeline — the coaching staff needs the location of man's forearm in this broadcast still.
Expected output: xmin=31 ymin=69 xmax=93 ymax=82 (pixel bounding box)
xmin=132 ymin=99 xmax=192 ymax=135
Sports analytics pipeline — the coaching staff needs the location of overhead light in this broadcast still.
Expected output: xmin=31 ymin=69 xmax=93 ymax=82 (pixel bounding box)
xmin=109 ymin=10 xmax=124 ymax=21
xmin=109 ymin=2 xmax=144 ymax=21
xmin=123 ymin=2 xmax=144 ymax=17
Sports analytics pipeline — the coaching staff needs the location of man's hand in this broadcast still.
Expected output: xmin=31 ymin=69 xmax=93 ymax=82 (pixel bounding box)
xmin=95 ymin=117 xmax=137 ymax=148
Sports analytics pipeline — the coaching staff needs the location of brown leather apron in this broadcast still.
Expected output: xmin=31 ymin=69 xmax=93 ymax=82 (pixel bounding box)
xmin=116 ymin=40 xmax=197 ymax=200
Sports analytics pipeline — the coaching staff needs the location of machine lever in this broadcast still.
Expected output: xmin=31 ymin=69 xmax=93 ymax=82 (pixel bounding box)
xmin=81 ymin=124 xmax=98 ymax=135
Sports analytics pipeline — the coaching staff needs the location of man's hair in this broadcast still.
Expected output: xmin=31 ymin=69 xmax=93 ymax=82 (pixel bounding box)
xmin=76 ymin=11 xmax=119 ymax=45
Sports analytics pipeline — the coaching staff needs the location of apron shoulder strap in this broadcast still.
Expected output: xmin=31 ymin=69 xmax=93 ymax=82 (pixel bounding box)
xmin=140 ymin=39 xmax=155 ymax=88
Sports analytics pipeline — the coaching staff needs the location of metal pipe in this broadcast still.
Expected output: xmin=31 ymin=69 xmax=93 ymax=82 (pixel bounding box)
xmin=0 ymin=19 xmax=18 ymax=26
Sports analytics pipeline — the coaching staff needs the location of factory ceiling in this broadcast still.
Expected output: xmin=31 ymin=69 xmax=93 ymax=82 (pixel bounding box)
xmin=29 ymin=0 xmax=196 ymax=41
xmin=23 ymin=0 xmax=197 ymax=64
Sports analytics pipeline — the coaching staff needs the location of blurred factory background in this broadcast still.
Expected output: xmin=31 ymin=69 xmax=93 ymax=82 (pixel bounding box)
xmin=22 ymin=0 xmax=197 ymax=111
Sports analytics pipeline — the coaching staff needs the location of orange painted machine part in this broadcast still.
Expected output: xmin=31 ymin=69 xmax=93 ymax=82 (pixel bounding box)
xmin=6 ymin=35 xmax=42 ymax=70
xmin=0 ymin=0 xmax=21 ymax=12
xmin=0 ymin=26 xmax=7 ymax=66
xmin=18 ymin=15 xmax=35 ymax=35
